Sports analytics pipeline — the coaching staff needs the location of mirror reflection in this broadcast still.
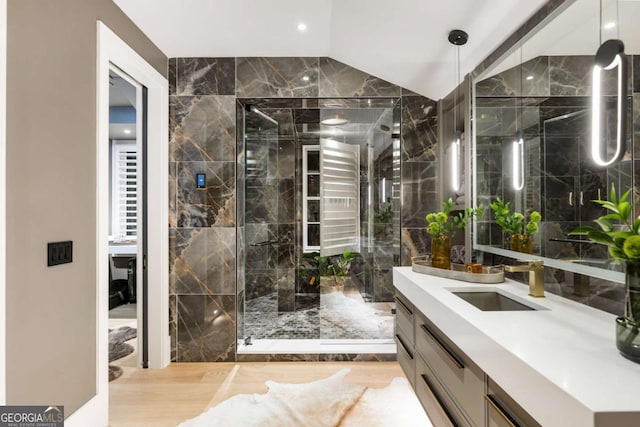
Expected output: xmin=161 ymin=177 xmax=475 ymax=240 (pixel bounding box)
xmin=473 ymin=0 xmax=640 ymax=280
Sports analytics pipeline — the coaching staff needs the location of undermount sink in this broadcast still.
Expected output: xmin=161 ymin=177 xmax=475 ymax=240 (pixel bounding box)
xmin=452 ymin=291 xmax=537 ymax=311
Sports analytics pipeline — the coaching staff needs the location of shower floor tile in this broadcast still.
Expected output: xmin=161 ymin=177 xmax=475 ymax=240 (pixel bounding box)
xmin=243 ymin=290 xmax=393 ymax=340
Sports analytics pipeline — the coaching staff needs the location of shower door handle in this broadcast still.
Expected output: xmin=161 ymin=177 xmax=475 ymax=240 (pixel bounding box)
xmin=250 ymin=239 xmax=279 ymax=247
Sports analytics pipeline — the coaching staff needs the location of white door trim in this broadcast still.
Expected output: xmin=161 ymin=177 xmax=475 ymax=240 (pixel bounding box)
xmin=66 ymin=21 xmax=169 ymax=427
xmin=0 ymin=0 xmax=7 ymax=406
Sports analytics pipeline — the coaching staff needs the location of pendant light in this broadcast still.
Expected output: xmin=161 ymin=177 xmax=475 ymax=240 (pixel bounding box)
xmin=512 ymin=49 xmax=525 ymax=191
xmin=448 ymin=29 xmax=468 ymax=193
xmin=592 ymin=0 xmax=627 ymax=167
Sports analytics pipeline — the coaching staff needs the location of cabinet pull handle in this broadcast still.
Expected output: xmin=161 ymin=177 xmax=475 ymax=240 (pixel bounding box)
xmin=420 ymin=324 xmax=464 ymax=369
xmin=420 ymin=374 xmax=458 ymax=427
xmin=568 ymin=191 xmax=573 ymax=206
xmin=484 ymin=394 xmax=520 ymax=427
xmin=580 ymin=191 xmax=584 ymax=206
xmin=395 ymin=334 xmax=414 ymax=360
xmin=394 ymin=296 xmax=413 ymax=315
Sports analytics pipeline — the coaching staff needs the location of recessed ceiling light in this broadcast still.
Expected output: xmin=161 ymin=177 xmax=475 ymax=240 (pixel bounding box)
xmin=302 ymin=75 xmax=310 ymax=81
xmin=604 ymin=22 xmax=616 ymax=30
xmin=526 ymin=75 xmax=534 ymax=81
xmin=124 ymin=129 xmax=132 ymax=134
xmin=321 ymin=117 xmax=349 ymax=126
xmin=297 ymin=23 xmax=307 ymax=31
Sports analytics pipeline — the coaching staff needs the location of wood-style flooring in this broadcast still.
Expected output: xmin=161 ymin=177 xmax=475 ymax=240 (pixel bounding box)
xmin=109 ymin=361 xmax=407 ymax=426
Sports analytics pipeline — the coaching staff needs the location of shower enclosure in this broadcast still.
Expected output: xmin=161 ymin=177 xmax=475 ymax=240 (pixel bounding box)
xmin=236 ymin=98 xmax=401 ymax=354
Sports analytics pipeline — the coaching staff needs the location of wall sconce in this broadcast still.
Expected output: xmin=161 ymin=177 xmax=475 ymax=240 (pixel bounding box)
xmin=591 ymin=39 xmax=627 ymax=167
xmin=448 ymin=29 xmax=468 ymax=194
xmin=512 ymin=131 xmax=524 ymax=191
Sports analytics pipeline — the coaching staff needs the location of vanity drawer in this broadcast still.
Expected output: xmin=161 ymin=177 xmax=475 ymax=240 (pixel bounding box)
xmin=486 ymin=378 xmax=541 ymax=427
xmin=394 ymin=290 xmax=414 ymax=347
xmin=415 ymin=354 xmax=471 ymax=427
xmin=415 ymin=311 xmax=484 ymax=426
xmin=395 ymin=329 xmax=415 ymax=388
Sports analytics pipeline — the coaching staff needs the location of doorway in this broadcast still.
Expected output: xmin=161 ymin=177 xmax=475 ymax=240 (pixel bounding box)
xmin=107 ymin=66 xmax=146 ymax=379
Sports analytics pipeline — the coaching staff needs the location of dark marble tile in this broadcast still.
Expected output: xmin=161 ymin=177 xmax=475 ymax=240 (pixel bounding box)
xmin=401 ymin=95 xmax=438 ymax=161
xmin=401 ymin=161 xmax=438 ymax=227
xmin=401 ymin=87 xmax=422 ymax=97
xmin=236 ymin=354 xmax=320 ymax=362
xmin=276 ymin=223 xmax=296 ymax=268
xmin=168 ymin=58 xmax=176 ymax=96
xmin=176 ymin=161 xmax=235 ymax=227
xmin=170 ymin=95 xmax=236 ymax=162
xmin=278 ymin=178 xmax=295 ymax=224
xmin=318 ymin=353 xmax=396 ymax=362
xmin=401 ymin=228 xmax=432 ymax=265
xmin=475 ymin=67 xmax=518 ymax=97
xmin=207 ymin=228 xmax=236 ymax=294
xmin=169 ymin=162 xmax=177 ymax=228
xmin=169 ymin=295 xmax=177 ymax=362
xmin=170 ymin=228 xmax=206 ymax=294
xmin=245 ymin=179 xmax=278 ymax=223
xmin=373 ymin=269 xmax=394 ymax=302
xmin=245 ymin=223 xmax=275 ymax=270
xmin=277 ymin=269 xmax=295 ymax=312
xmin=319 ymin=57 xmax=400 ymax=98
xmin=236 ymin=57 xmax=319 ymax=98
xmin=176 ymin=295 xmax=236 ymax=362
xmin=549 ymin=56 xmax=593 ymax=97
xmin=522 ymin=56 xmax=550 ymax=96
xmin=175 ymin=58 xmax=235 ymax=96
xmin=239 ymin=98 xmax=319 ymax=109
xmin=169 ymin=227 xmax=235 ymax=295
xmin=245 ymin=271 xmax=277 ymax=300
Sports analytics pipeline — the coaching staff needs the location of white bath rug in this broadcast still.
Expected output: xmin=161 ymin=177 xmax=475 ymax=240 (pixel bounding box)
xmin=178 ymin=369 xmax=432 ymax=427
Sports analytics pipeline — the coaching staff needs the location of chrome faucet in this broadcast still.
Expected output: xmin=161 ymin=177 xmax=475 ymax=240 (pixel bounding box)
xmin=504 ymin=260 xmax=545 ymax=297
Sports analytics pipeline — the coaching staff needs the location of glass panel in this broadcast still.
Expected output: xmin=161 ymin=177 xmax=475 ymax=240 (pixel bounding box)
xmin=307 ymin=224 xmax=320 ymax=247
xmin=307 ymin=200 xmax=320 ymax=222
xmin=307 ymin=150 xmax=320 ymax=172
xmin=307 ymin=175 xmax=320 ymax=197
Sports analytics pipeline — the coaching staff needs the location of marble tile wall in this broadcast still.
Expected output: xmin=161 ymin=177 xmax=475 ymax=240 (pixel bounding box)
xmin=169 ymin=56 xmax=440 ymax=361
xmin=400 ymin=91 xmax=439 ymax=265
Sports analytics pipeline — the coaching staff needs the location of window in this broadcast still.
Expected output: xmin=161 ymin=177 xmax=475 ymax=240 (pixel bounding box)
xmin=303 ymin=146 xmax=320 ymax=252
xmin=111 ymin=140 xmax=138 ymax=240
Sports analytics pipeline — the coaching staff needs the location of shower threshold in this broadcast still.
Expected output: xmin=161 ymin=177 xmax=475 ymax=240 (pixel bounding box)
xmin=236 ymin=338 xmax=396 ymax=355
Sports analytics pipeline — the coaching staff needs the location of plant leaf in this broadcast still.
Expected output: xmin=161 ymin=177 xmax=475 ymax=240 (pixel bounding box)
xmin=586 ymin=230 xmax=615 ymax=246
xmin=569 ymin=226 xmax=599 ymax=236
xmin=595 ymin=218 xmax=613 ymax=232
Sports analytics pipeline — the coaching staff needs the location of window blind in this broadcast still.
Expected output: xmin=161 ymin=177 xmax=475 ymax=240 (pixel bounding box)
xmin=320 ymin=139 xmax=360 ymax=256
xmin=112 ymin=141 xmax=138 ymax=240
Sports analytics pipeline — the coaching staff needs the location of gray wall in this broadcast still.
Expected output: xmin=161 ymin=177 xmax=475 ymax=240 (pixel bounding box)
xmin=6 ymin=0 xmax=166 ymax=415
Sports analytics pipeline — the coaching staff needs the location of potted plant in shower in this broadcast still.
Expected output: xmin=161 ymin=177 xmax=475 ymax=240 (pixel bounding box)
xmin=489 ymin=198 xmax=541 ymax=254
xmin=300 ymin=251 xmax=358 ymax=292
xmin=568 ymin=185 xmax=640 ymax=364
xmin=425 ymin=198 xmax=482 ymax=269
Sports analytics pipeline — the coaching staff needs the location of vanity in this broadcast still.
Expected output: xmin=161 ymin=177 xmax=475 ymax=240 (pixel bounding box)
xmin=393 ymin=266 xmax=640 ymax=427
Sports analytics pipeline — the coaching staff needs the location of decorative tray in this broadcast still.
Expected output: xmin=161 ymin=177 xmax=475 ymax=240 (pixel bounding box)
xmin=411 ymin=256 xmax=504 ymax=284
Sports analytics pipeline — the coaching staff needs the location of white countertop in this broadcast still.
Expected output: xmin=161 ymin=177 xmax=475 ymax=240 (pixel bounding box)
xmin=393 ymin=266 xmax=640 ymax=427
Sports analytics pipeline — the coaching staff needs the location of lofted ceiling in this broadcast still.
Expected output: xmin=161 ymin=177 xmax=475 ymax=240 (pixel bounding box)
xmin=113 ymin=0 xmax=547 ymax=100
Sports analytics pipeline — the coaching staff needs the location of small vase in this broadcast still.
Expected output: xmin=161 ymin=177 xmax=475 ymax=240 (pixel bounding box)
xmin=431 ymin=235 xmax=451 ymax=270
xmin=510 ymin=234 xmax=532 ymax=254
xmin=617 ymin=261 xmax=640 ymax=363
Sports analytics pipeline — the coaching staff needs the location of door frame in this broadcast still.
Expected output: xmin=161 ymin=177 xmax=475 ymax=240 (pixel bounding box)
xmin=67 ymin=21 xmax=169 ymax=426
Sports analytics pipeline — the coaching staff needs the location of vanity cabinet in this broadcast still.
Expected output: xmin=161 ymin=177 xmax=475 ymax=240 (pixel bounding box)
xmin=394 ymin=290 xmax=536 ymax=427
xmin=394 ymin=290 xmax=415 ymax=388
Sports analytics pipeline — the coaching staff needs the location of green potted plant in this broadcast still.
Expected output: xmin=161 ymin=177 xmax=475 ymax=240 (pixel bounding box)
xmin=425 ymin=198 xmax=482 ymax=269
xmin=489 ymin=198 xmax=541 ymax=253
xmin=569 ymin=185 xmax=640 ymax=364
xmin=302 ymin=251 xmax=359 ymax=292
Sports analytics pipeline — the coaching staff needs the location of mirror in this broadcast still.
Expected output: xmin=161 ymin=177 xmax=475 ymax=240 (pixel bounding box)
xmin=472 ymin=0 xmax=640 ymax=283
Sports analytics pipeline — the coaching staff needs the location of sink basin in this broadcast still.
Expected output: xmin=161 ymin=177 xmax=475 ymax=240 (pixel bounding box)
xmin=452 ymin=291 xmax=536 ymax=311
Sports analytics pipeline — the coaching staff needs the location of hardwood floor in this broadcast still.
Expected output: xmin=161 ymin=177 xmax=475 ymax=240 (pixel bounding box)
xmin=109 ymin=361 xmax=407 ymax=426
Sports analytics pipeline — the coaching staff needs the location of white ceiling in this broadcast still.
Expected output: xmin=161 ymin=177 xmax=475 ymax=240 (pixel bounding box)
xmin=113 ymin=0 xmax=547 ymax=100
